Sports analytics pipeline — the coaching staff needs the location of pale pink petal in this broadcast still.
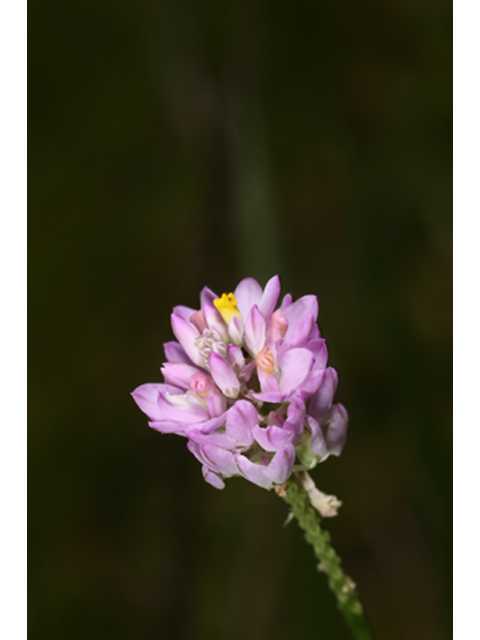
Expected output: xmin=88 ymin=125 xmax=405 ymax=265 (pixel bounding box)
xmin=198 ymin=413 xmax=229 ymax=434
xmin=258 ymin=275 xmax=281 ymax=320
xmin=187 ymin=441 xmax=210 ymax=467
xmin=265 ymin=411 xmax=284 ymax=427
xmin=206 ymin=391 xmax=227 ymax=418
xmin=243 ymin=305 xmax=266 ymax=356
xmin=281 ymin=314 xmax=314 ymax=351
xmin=163 ymin=341 xmax=191 ymax=364
xmin=131 ymin=383 xmax=176 ymax=421
xmin=308 ymin=367 xmax=338 ymax=424
xmin=324 ymin=404 xmax=348 ymax=456
xmin=148 ymin=420 xmax=188 ymax=435
xmin=202 ymin=465 xmax=225 ymax=489
xmin=306 ymin=416 xmax=328 ymax=459
xmin=263 ymin=444 xmax=296 ymax=484
xmin=200 ymin=444 xmax=238 ymax=476
xmin=225 ymin=400 xmax=257 ymax=448
xmin=238 ymin=360 xmax=256 ymax=383
xmin=281 ymin=293 xmax=293 ymax=309
xmin=200 ymin=286 xmax=218 ymax=309
xmin=156 ymin=393 xmax=209 ymax=423
xmin=188 ymin=441 xmax=236 ymax=475
xmin=228 ymin=316 xmax=244 ymax=345
xmin=208 ymin=352 xmax=240 ymax=398
xmin=235 ymin=454 xmax=272 ymax=489
xmin=266 ymin=309 xmax=288 ymax=346
xmin=296 ymin=368 xmax=325 ymax=400
xmin=308 ymin=323 xmax=321 ymax=340
xmin=283 ymin=295 xmax=319 ymax=329
xmin=252 ymin=425 xmax=294 ymax=452
xmin=305 ymin=339 xmax=328 ymax=369
xmin=173 ymin=305 xmax=198 ymax=322
xmin=283 ymin=399 xmax=306 ymax=444
xmin=186 ymin=428 xmax=235 ymax=449
xmin=278 ymin=348 xmax=314 ymax=395
xmin=257 ymin=367 xmax=281 ymax=394
xmin=203 ymin=303 xmax=229 ymax=341
xmin=161 ymin=362 xmax=204 ymax=390
xmin=227 ymin=343 xmax=245 ymax=372
xmin=234 ymin=277 xmax=262 ymax=319
xmin=252 ymin=390 xmax=286 ymax=403
xmin=170 ymin=313 xmax=204 ymax=367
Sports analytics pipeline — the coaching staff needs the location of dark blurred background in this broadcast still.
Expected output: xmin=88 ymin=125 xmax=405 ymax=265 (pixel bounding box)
xmin=29 ymin=0 xmax=452 ymax=638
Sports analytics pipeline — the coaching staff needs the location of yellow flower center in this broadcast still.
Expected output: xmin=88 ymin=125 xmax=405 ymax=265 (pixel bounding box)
xmin=213 ymin=292 xmax=242 ymax=324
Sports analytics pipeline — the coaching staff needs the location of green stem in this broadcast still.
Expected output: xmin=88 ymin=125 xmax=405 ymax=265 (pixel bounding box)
xmin=280 ymin=475 xmax=376 ymax=640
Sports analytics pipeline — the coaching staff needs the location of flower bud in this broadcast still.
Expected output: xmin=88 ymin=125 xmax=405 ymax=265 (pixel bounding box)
xmin=266 ymin=309 xmax=288 ymax=345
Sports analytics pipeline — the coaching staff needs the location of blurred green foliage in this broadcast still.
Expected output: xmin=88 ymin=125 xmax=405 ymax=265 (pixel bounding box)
xmin=29 ymin=0 xmax=451 ymax=638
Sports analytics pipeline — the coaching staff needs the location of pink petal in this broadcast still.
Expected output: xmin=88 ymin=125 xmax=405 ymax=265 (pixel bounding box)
xmin=306 ymin=416 xmax=328 ymax=459
xmin=266 ymin=309 xmax=289 ymax=346
xmin=278 ymin=348 xmax=314 ymax=395
xmin=161 ymin=362 xmax=204 ymax=390
xmin=187 ymin=440 xmax=209 ymax=466
xmin=234 ymin=277 xmax=262 ymax=320
xmin=252 ymin=425 xmax=294 ymax=452
xmin=266 ymin=411 xmax=284 ymax=427
xmin=238 ymin=360 xmax=256 ymax=383
xmin=235 ymin=454 xmax=272 ymax=489
xmin=200 ymin=444 xmax=238 ymax=476
xmin=203 ymin=303 xmax=229 ymax=341
xmin=257 ymin=367 xmax=281 ymax=394
xmin=263 ymin=445 xmax=296 ymax=484
xmin=206 ymin=391 xmax=227 ymax=418
xmin=283 ymin=295 xmax=319 ymax=329
xmin=283 ymin=399 xmax=306 ymax=444
xmin=200 ymin=286 xmax=218 ymax=309
xmin=308 ymin=367 xmax=338 ymax=424
xmin=202 ymin=465 xmax=225 ymax=489
xmin=131 ymin=383 xmax=172 ymax=420
xmin=258 ymin=275 xmax=281 ymax=320
xmin=188 ymin=440 xmax=236 ymax=475
xmin=252 ymin=391 xmax=286 ymax=403
xmin=305 ymin=339 xmax=328 ymax=369
xmin=243 ymin=305 xmax=266 ymax=356
xmin=228 ymin=316 xmax=244 ymax=345
xmin=170 ymin=313 xmax=204 ymax=367
xmin=198 ymin=413 xmax=229 ymax=434
xmin=208 ymin=352 xmax=240 ymax=398
xmin=156 ymin=394 xmax=209 ymax=423
xmin=225 ymin=400 xmax=257 ymax=448
xmin=308 ymin=323 xmax=321 ymax=340
xmin=163 ymin=341 xmax=191 ymax=364
xmin=148 ymin=420 xmax=188 ymax=435
xmin=324 ymin=404 xmax=348 ymax=456
xmin=186 ymin=428 xmax=235 ymax=449
xmin=281 ymin=314 xmax=314 ymax=351
xmin=296 ymin=368 xmax=325 ymax=400
xmin=227 ymin=343 xmax=245 ymax=372
xmin=173 ymin=305 xmax=198 ymax=322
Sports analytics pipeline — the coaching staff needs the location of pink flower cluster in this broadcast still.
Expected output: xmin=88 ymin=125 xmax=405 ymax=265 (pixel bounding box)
xmin=132 ymin=276 xmax=348 ymax=490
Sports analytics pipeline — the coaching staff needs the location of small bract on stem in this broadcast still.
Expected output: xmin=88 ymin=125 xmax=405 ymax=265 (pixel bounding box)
xmin=280 ymin=475 xmax=376 ymax=640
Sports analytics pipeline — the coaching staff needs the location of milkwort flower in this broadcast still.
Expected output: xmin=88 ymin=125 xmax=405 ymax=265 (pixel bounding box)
xmin=132 ymin=276 xmax=348 ymax=490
